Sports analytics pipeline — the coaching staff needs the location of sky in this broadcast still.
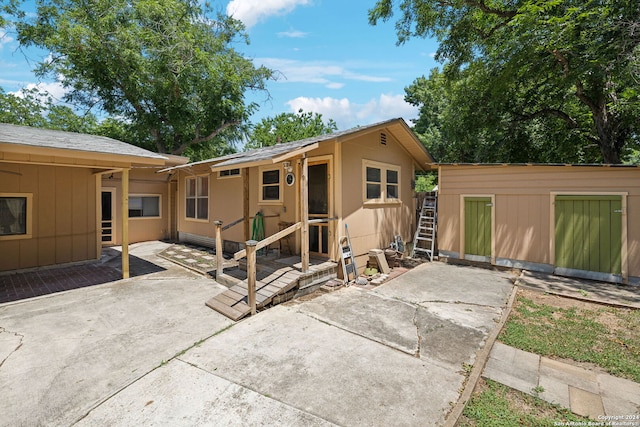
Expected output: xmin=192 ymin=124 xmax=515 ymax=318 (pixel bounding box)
xmin=0 ymin=0 xmax=440 ymax=131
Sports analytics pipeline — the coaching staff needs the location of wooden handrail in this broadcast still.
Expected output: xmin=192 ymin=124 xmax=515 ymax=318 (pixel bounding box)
xmin=222 ymin=217 xmax=244 ymax=231
xmin=233 ymin=221 xmax=302 ymax=261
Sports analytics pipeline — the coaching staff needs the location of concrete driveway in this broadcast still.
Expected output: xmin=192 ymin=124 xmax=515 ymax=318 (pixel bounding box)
xmin=0 ymin=243 xmax=515 ymax=426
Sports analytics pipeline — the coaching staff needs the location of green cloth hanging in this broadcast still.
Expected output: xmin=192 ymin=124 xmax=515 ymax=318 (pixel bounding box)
xmin=251 ymin=211 xmax=266 ymax=255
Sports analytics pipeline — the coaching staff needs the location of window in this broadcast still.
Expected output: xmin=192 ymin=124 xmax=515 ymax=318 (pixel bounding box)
xmin=186 ymin=176 xmax=209 ymax=220
xmin=129 ymin=195 xmax=161 ymax=218
xmin=0 ymin=193 xmax=32 ymax=240
xmin=219 ymin=168 xmax=241 ymax=178
xmin=259 ymin=167 xmax=282 ymax=203
xmin=363 ymin=160 xmax=401 ymax=203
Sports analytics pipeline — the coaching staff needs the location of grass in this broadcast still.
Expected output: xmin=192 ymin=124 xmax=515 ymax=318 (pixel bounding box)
xmin=459 ymin=379 xmax=588 ymax=427
xmin=499 ymin=293 xmax=640 ymax=383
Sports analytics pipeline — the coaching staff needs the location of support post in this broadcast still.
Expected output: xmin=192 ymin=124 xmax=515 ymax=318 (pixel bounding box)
xmin=243 ymin=168 xmax=250 ymax=242
xmin=246 ymin=239 xmax=258 ymax=315
xmin=121 ymin=168 xmax=130 ymax=279
xmin=214 ymin=220 xmax=224 ymax=279
xmin=300 ymin=155 xmax=309 ymax=272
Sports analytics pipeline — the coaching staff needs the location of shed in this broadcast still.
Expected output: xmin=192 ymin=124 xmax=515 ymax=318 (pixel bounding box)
xmin=435 ymin=163 xmax=640 ymax=284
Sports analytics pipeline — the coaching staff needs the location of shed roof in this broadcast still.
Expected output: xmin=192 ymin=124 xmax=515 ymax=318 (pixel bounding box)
xmin=160 ymin=118 xmax=433 ymax=173
xmin=0 ymin=123 xmax=167 ymax=162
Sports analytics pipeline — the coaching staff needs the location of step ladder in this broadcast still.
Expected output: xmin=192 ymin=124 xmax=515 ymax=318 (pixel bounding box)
xmin=411 ymin=192 xmax=437 ymax=261
xmin=340 ymin=224 xmax=358 ymax=284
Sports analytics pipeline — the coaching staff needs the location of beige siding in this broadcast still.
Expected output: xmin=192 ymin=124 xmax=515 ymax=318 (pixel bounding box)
xmin=438 ymin=165 xmax=640 ymax=280
xmin=340 ymin=131 xmax=415 ymax=271
xmin=0 ymin=163 xmax=97 ymax=271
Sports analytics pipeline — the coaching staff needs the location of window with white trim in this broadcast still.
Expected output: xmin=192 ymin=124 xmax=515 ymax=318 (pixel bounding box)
xmin=259 ymin=167 xmax=282 ymax=203
xmin=363 ymin=160 xmax=401 ymax=203
xmin=185 ymin=175 xmax=209 ymax=220
xmin=0 ymin=193 xmax=32 ymax=239
xmin=129 ymin=195 xmax=161 ymax=218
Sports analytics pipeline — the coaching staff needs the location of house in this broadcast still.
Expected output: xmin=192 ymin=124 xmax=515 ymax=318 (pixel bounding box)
xmin=0 ymin=123 xmax=179 ymax=277
xmin=434 ymin=163 xmax=640 ymax=285
xmin=160 ymin=118 xmax=434 ymax=272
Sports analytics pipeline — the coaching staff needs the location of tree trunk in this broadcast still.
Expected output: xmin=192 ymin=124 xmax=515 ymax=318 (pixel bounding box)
xmin=592 ymin=105 xmax=624 ymax=164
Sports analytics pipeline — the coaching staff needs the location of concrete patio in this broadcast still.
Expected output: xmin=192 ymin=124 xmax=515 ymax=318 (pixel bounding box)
xmin=0 ymin=242 xmax=515 ymax=426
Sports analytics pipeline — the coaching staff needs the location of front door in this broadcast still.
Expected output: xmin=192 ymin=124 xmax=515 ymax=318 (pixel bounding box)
xmin=308 ymin=162 xmax=329 ymax=256
xmin=101 ymin=189 xmax=115 ymax=245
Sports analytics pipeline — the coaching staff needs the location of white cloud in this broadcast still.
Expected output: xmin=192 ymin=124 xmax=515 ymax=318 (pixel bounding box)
xmin=277 ymin=30 xmax=308 ymax=38
xmin=0 ymin=30 xmax=14 ymax=49
xmin=286 ymin=93 xmax=418 ymax=129
xmin=226 ymin=0 xmax=312 ymax=28
xmin=11 ymin=81 xmax=67 ymax=103
xmin=258 ymin=57 xmax=392 ymax=89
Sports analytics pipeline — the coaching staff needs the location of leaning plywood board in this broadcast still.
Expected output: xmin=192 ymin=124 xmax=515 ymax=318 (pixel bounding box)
xmin=369 ymin=249 xmax=390 ymax=274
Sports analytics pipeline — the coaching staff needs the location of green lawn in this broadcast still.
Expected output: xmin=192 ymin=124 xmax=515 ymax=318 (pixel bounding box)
xmin=499 ymin=293 xmax=640 ymax=382
xmin=460 ymin=379 xmax=588 ymax=427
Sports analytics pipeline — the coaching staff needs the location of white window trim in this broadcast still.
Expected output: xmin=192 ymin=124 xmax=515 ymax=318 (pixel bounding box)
xmin=185 ymin=175 xmax=209 ymax=222
xmin=259 ymin=166 xmax=283 ymax=205
xmin=218 ymin=168 xmax=242 ymax=179
xmin=128 ymin=194 xmax=162 ymax=220
xmin=0 ymin=193 xmax=33 ymax=241
xmin=362 ymin=160 xmax=402 ymax=205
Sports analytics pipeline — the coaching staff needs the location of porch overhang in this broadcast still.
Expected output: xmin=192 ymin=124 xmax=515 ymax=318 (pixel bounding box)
xmin=209 ymin=142 xmax=320 ymax=173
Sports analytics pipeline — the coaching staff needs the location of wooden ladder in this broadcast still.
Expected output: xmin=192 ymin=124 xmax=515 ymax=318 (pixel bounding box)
xmin=411 ymin=193 xmax=437 ymax=261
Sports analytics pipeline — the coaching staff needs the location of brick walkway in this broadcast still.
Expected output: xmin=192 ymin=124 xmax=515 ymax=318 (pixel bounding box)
xmin=0 ymin=251 xmax=165 ymax=304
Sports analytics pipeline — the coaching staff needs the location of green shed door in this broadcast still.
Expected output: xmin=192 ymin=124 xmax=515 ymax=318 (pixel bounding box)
xmin=555 ymin=195 xmax=622 ymax=275
xmin=465 ymin=197 xmax=492 ymax=258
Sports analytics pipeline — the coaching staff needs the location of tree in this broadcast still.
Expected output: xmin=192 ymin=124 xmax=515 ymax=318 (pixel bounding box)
xmin=245 ymin=109 xmax=338 ymax=150
xmin=0 ymin=87 xmax=98 ymax=133
xmin=15 ymin=0 xmax=275 ymax=156
xmin=370 ymin=0 xmax=640 ymax=164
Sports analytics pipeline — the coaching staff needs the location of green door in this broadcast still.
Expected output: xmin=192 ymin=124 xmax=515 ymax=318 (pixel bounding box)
xmin=465 ymin=197 xmax=492 ymax=258
xmin=555 ymin=195 xmax=622 ymax=275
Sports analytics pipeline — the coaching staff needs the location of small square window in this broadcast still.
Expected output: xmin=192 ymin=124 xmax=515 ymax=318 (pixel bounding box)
xmin=363 ymin=161 xmax=401 ymax=204
xmin=259 ymin=168 xmax=282 ymax=203
xmin=0 ymin=194 xmax=32 ymax=240
xmin=0 ymin=197 xmax=27 ymax=235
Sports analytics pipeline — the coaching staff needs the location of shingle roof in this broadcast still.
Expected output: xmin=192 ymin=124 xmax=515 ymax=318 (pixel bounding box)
xmin=0 ymin=123 xmax=167 ymax=160
xmin=160 ymin=117 xmax=432 ymax=173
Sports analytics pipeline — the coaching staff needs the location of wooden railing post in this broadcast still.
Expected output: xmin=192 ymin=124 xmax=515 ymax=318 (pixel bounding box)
xmin=246 ymin=240 xmax=258 ymax=315
xmin=214 ymin=221 xmax=223 ymax=278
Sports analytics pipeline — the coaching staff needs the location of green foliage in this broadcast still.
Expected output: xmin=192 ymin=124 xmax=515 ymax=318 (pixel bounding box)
xmin=245 ymin=109 xmax=338 ymax=150
xmin=0 ymin=87 xmax=98 ymax=133
xmin=500 ymin=297 xmax=640 ymax=383
xmin=461 ymin=379 xmax=587 ymax=426
xmin=414 ymin=173 xmax=436 ymax=192
xmin=14 ymin=0 xmax=275 ymax=155
xmin=370 ymin=0 xmax=640 ymax=164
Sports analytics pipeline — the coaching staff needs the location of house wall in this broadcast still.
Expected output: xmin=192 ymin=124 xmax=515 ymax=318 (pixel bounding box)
xmin=339 ymin=131 xmax=416 ymax=271
xmin=101 ymin=167 xmax=174 ymax=245
xmin=175 ymin=164 xmax=244 ymax=248
xmin=0 ymin=163 xmax=97 ymax=271
xmin=437 ymin=165 xmax=640 ymax=283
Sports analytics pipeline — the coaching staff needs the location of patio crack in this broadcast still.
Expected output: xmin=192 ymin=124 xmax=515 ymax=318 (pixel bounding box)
xmin=413 ymin=307 xmax=422 ymax=359
xmin=0 ymin=327 xmax=24 ymax=369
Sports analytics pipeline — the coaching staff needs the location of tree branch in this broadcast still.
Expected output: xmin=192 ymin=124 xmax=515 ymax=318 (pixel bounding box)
xmin=514 ymin=108 xmax=579 ymax=128
xmin=171 ymin=120 xmax=240 ymax=155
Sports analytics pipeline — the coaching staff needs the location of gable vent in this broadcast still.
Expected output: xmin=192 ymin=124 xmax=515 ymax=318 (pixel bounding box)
xmin=380 ymin=132 xmax=387 ymax=145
